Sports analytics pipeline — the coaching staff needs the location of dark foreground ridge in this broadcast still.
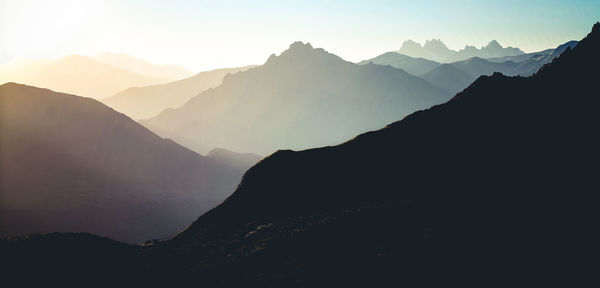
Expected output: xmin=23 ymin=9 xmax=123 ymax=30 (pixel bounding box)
xmin=2 ymin=22 xmax=599 ymax=287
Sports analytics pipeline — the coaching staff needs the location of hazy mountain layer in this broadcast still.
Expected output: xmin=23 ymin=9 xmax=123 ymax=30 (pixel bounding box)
xmin=102 ymin=66 xmax=255 ymax=120
xmin=398 ymin=39 xmax=524 ymax=62
xmin=0 ymin=55 xmax=163 ymax=99
xmin=95 ymin=52 xmax=193 ymax=82
xmin=0 ymin=83 xmax=256 ymax=243
xmin=357 ymin=52 xmax=440 ymax=76
xmin=142 ymin=42 xmax=451 ymax=155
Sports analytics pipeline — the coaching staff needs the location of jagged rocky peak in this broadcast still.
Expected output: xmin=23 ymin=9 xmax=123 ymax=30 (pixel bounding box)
xmin=424 ymin=39 xmax=449 ymax=50
xmin=265 ymin=41 xmax=334 ymax=65
xmin=289 ymin=41 xmax=313 ymax=51
xmin=485 ymin=40 xmax=502 ymax=49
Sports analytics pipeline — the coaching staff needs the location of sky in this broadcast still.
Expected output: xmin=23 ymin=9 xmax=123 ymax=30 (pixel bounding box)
xmin=1 ymin=0 xmax=599 ymax=72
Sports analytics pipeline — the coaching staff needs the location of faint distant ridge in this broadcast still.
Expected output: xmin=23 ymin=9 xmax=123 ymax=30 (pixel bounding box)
xmin=102 ymin=65 xmax=256 ymax=120
xmin=95 ymin=52 xmax=193 ymax=82
xmin=398 ymin=39 xmax=524 ymax=62
xmin=0 ymin=55 xmax=162 ymax=99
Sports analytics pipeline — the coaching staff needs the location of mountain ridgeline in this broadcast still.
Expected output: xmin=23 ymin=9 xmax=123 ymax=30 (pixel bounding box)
xmin=0 ymin=83 xmax=258 ymax=243
xmin=142 ymin=41 xmax=451 ymax=155
xmin=102 ymin=65 xmax=256 ymax=120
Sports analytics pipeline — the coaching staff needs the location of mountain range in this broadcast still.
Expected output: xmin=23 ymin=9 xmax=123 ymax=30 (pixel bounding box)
xmin=361 ymin=40 xmax=578 ymax=93
xmin=142 ymin=41 xmax=452 ymax=155
xmin=398 ymin=39 xmax=524 ymax=62
xmin=102 ymin=66 xmax=255 ymax=120
xmin=0 ymin=83 xmax=259 ymax=243
xmin=2 ymin=22 xmax=598 ymax=287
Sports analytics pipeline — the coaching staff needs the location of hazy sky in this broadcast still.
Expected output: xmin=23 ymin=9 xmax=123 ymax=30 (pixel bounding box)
xmin=1 ymin=0 xmax=598 ymax=72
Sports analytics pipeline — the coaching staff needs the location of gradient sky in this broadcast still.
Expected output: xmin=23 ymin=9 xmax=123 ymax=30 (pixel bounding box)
xmin=1 ymin=0 xmax=598 ymax=72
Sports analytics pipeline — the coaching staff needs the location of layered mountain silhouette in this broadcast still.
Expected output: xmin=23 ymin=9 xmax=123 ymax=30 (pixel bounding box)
xmin=142 ymin=42 xmax=451 ymax=155
xmin=3 ymin=22 xmax=596 ymax=286
xmin=0 ymin=83 xmax=258 ymax=243
xmin=102 ymin=66 xmax=255 ymax=120
xmin=362 ymin=41 xmax=578 ymax=93
xmin=2 ymin=22 xmax=598 ymax=287
xmin=398 ymin=39 xmax=524 ymax=62
xmin=0 ymin=55 xmax=164 ymax=99
xmin=95 ymin=52 xmax=193 ymax=82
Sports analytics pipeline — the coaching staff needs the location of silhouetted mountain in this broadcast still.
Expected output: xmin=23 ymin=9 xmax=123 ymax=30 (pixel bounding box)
xmin=102 ymin=66 xmax=255 ymax=120
xmin=357 ymin=52 xmax=440 ymax=76
xmin=398 ymin=38 xmax=524 ymax=62
xmin=3 ymin=22 xmax=598 ymax=287
xmin=95 ymin=52 xmax=193 ymax=82
xmin=142 ymin=42 xmax=451 ymax=155
xmin=0 ymin=55 xmax=163 ymax=99
xmin=421 ymin=63 xmax=474 ymax=93
xmin=0 ymin=83 xmax=253 ymax=243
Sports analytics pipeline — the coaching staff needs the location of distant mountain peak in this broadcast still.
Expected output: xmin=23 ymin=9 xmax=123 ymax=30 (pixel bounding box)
xmin=265 ymin=41 xmax=337 ymax=65
xmin=424 ymin=39 xmax=447 ymax=47
xmin=485 ymin=40 xmax=502 ymax=49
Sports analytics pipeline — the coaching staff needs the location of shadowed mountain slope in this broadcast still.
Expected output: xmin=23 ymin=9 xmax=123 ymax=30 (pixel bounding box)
xmin=0 ymin=55 xmax=162 ymax=99
xmin=142 ymin=42 xmax=451 ymax=155
xmin=0 ymin=83 xmax=254 ymax=243
xmin=102 ymin=66 xmax=256 ymax=120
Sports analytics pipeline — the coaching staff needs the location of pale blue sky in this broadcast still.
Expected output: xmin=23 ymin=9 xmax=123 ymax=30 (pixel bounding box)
xmin=1 ymin=0 xmax=598 ymax=71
